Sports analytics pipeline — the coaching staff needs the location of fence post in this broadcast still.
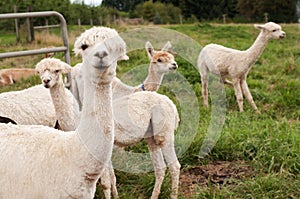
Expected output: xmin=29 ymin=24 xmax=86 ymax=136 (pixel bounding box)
xmin=13 ymin=5 xmax=20 ymax=44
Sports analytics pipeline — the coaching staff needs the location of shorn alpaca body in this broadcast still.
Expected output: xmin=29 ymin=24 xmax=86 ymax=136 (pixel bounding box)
xmin=198 ymin=22 xmax=286 ymax=111
xmin=35 ymin=58 xmax=80 ymax=131
xmin=0 ymin=68 xmax=36 ymax=86
xmin=112 ymin=41 xmax=178 ymax=99
xmin=0 ymin=33 xmax=127 ymax=198
xmin=0 ymin=85 xmax=56 ymax=126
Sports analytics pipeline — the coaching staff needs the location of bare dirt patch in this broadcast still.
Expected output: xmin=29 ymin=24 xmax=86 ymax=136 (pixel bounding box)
xmin=179 ymin=160 xmax=253 ymax=197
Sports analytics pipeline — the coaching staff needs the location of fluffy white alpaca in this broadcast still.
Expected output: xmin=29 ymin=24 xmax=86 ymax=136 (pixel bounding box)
xmin=112 ymin=41 xmax=178 ymax=99
xmin=198 ymin=22 xmax=286 ymax=112
xmin=35 ymin=58 xmax=80 ymax=131
xmin=0 ymin=84 xmax=56 ymax=126
xmin=0 ymin=32 xmax=127 ymax=198
xmin=51 ymin=27 xmax=181 ymax=198
xmin=0 ymin=68 xmax=36 ymax=86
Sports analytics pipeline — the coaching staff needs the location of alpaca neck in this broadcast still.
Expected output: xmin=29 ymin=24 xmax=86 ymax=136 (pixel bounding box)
xmin=50 ymin=83 xmax=77 ymax=131
xmin=142 ymin=68 xmax=164 ymax=91
xmin=245 ymin=31 xmax=269 ymax=67
xmin=76 ymin=78 xmax=114 ymax=164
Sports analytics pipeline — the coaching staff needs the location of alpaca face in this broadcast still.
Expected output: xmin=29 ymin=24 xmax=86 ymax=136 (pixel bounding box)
xmin=255 ymin=22 xmax=286 ymax=40
xmin=35 ymin=58 xmax=72 ymax=88
xmin=151 ymin=52 xmax=178 ymax=73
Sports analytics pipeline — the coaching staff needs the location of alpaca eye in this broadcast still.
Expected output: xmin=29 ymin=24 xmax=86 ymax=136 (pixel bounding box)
xmin=272 ymin=29 xmax=277 ymax=32
xmin=81 ymin=44 xmax=89 ymax=50
xmin=157 ymin=58 xmax=162 ymax=62
xmin=55 ymin=70 xmax=60 ymax=73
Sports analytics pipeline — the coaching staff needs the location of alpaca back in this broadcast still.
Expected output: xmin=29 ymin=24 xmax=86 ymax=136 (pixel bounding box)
xmin=0 ymin=85 xmax=56 ymax=126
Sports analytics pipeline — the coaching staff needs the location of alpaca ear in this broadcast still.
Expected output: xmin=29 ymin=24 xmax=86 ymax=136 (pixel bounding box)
xmin=145 ymin=41 xmax=154 ymax=60
xmin=61 ymin=63 xmax=72 ymax=74
xmin=161 ymin=41 xmax=172 ymax=52
xmin=254 ymin=24 xmax=265 ymax=30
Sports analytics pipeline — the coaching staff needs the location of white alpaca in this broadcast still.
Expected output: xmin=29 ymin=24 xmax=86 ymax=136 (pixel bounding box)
xmin=198 ymin=22 xmax=286 ymax=112
xmin=35 ymin=58 xmax=80 ymax=131
xmin=0 ymin=84 xmax=56 ymax=126
xmin=0 ymin=32 xmax=127 ymax=198
xmin=50 ymin=27 xmax=181 ymax=198
xmin=112 ymin=41 xmax=178 ymax=99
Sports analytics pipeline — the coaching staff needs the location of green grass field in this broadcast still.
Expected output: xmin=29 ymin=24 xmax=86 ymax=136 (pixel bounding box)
xmin=0 ymin=23 xmax=299 ymax=198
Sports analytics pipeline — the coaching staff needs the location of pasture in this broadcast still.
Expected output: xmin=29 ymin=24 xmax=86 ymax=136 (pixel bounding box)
xmin=0 ymin=23 xmax=299 ymax=198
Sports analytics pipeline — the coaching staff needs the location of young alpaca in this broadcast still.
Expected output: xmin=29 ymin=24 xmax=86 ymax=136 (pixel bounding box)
xmin=0 ymin=68 xmax=36 ymax=86
xmin=198 ymin=22 xmax=286 ymax=112
xmin=35 ymin=58 xmax=80 ymax=131
xmin=112 ymin=41 xmax=178 ymax=99
xmin=0 ymin=33 xmax=127 ymax=198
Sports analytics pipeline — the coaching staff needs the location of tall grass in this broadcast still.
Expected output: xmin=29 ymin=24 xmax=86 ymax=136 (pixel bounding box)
xmin=0 ymin=23 xmax=299 ymax=198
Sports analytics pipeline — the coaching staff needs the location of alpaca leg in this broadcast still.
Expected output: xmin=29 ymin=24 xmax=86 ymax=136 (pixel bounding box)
xmin=146 ymin=138 xmax=167 ymax=199
xmin=241 ymin=79 xmax=258 ymax=110
xmin=100 ymin=167 xmax=112 ymax=199
xmin=162 ymin=144 xmax=181 ymax=199
xmin=109 ymin=166 xmax=119 ymax=199
xmin=232 ymin=78 xmax=244 ymax=112
xmin=201 ymin=76 xmax=209 ymax=107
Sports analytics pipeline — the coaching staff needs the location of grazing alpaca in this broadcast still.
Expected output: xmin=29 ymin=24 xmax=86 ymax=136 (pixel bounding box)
xmin=0 ymin=84 xmax=56 ymax=127
xmin=0 ymin=33 xmax=127 ymax=198
xmin=0 ymin=68 xmax=36 ymax=86
xmin=198 ymin=22 xmax=286 ymax=111
xmin=35 ymin=58 xmax=80 ymax=131
xmin=112 ymin=41 xmax=178 ymax=99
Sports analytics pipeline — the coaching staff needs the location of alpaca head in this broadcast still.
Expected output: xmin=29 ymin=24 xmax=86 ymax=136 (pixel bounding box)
xmin=254 ymin=22 xmax=286 ymax=40
xmin=81 ymin=34 xmax=128 ymax=84
xmin=73 ymin=26 xmax=129 ymax=61
xmin=35 ymin=58 xmax=72 ymax=88
xmin=146 ymin=41 xmax=178 ymax=74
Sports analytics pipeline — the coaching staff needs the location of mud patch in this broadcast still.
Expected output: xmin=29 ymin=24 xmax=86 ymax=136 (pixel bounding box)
xmin=179 ymin=160 xmax=253 ymax=197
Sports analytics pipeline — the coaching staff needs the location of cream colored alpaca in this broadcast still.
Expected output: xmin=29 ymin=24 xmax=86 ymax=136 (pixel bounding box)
xmin=0 ymin=33 xmax=127 ymax=198
xmin=198 ymin=22 xmax=286 ymax=112
xmin=0 ymin=68 xmax=36 ymax=86
xmin=35 ymin=58 xmax=80 ymax=131
xmin=112 ymin=41 xmax=178 ymax=99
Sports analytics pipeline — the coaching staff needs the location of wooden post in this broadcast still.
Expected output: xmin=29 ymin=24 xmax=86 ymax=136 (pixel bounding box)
xmin=78 ymin=18 xmax=81 ymax=26
xmin=179 ymin=14 xmax=183 ymax=24
xmin=45 ymin=19 xmax=49 ymax=33
xmin=222 ymin=14 xmax=226 ymax=24
xmin=14 ymin=4 xmax=20 ymax=44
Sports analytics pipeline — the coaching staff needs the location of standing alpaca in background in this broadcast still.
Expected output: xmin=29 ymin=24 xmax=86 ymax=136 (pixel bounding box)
xmin=0 ymin=68 xmax=36 ymax=86
xmin=198 ymin=22 xmax=286 ymax=112
xmin=0 ymin=33 xmax=127 ymax=198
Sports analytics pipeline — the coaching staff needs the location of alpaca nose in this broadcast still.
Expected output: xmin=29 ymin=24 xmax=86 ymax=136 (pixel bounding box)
xmin=95 ymin=51 xmax=109 ymax=59
xmin=171 ymin=62 xmax=178 ymax=70
xmin=43 ymin=79 xmax=51 ymax=85
xmin=280 ymin=32 xmax=286 ymax=38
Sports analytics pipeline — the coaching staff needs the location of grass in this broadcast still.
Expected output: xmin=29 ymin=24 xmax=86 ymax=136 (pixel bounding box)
xmin=0 ymin=23 xmax=299 ymax=198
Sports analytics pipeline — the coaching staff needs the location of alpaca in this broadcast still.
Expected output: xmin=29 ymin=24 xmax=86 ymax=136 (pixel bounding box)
xmin=0 ymin=68 xmax=36 ymax=86
xmin=0 ymin=84 xmax=57 ymax=127
xmin=112 ymin=41 xmax=178 ymax=99
xmin=112 ymin=91 xmax=181 ymax=199
xmin=45 ymin=27 xmax=180 ymax=198
xmin=0 ymin=32 xmax=127 ymax=198
xmin=198 ymin=22 xmax=286 ymax=112
xmin=35 ymin=58 xmax=80 ymax=131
